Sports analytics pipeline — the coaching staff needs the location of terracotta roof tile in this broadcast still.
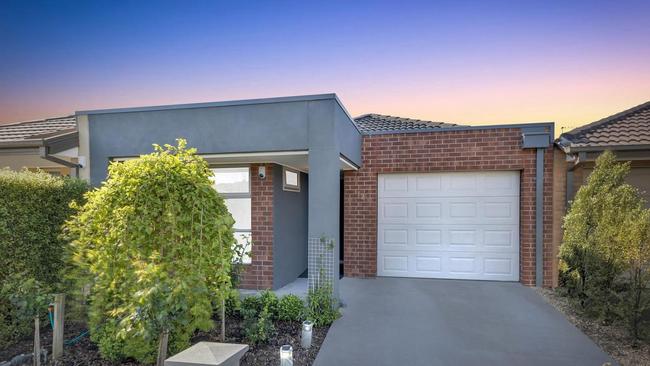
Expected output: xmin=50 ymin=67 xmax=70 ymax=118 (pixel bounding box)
xmin=353 ymin=114 xmax=462 ymax=134
xmin=560 ymin=101 xmax=650 ymax=149
xmin=0 ymin=116 xmax=76 ymax=143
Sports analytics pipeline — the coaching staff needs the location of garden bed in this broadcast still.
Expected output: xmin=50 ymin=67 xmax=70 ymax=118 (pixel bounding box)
xmin=537 ymin=288 xmax=650 ymax=366
xmin=1 ymin=316 xmax=329 ymax=366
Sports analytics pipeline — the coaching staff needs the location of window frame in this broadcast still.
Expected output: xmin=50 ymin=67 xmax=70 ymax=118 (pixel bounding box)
xmin=210 ymin=166 xmax=252 ymax=264
xmin=282 ymin=166 xmax=301 ymax=192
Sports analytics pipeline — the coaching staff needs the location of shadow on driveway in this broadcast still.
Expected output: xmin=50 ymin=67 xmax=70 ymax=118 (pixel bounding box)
xmin=314 ymin=277 xmax=615 ymax=366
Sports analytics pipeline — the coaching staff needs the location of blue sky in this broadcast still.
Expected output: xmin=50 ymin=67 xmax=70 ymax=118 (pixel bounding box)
xmin=1 ymin=0 xmax=649 ymax=132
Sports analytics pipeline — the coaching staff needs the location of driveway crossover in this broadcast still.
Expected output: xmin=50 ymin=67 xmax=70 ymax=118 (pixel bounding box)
xmin=314 ymin=277 xmax=614 ymax=366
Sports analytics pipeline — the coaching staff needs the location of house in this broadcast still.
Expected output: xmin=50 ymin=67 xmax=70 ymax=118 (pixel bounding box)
xmin=551 ymin=101 xmax=650 ymax=286
xmin=556 ymin=101 xmax=650 ymax=204
xmin=0 ymin=116 xmax=81 ymax=176
xmin=73 ymin=94 xmax=555 ymax=295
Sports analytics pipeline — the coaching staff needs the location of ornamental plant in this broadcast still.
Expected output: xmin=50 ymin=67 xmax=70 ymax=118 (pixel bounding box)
xmin=560 ymin=150 xmax=650 ymax=341
xmin=560 ymin=151 xmax=634 ymax=317
xmin=64 ymin=139 xmax=235 ymax=363
xmin=277 ymin=294 xmax=304 ymax=322
xmin=0 ymin=169 xmax=87 ymax=347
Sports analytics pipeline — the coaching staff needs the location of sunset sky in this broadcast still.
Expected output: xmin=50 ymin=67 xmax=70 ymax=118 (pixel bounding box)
xmin=1 ymin=0 xmax=649 ymax=135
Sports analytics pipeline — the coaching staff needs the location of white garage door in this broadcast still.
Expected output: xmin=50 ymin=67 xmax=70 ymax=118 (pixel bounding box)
xmin=377 ymin=171 xmax=520 ymax=281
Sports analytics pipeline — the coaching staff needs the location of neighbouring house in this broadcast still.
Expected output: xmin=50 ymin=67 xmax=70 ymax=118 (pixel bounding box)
xmin=0 ymin=116 xmax=81 ymax=176
xmin=2 ymin=94 xmax=555 ymax=293
xmin=551 ymin=100 xmax=650 ymax=286
xmin=556 ymin=101 xmax=650 ymax=203
xmin=72 ymin=94 xmax=554 ymax=294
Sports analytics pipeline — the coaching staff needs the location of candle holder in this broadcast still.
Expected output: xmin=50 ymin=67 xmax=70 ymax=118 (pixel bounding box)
xmin=301 ymin=320 xmax=313 ymax=349
xmin=280 ymin=344 xmax=293 ymax=366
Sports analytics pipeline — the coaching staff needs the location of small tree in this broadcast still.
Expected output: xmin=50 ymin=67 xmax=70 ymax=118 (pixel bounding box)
xmin=613 ymin=206 xmax=650 ymax=343
xmin=560 ymin=151 xmax=634 ymax=317
xmin=65 ymin=139 xmax=235 ymax=363
xmin=560 ymin=150 xmax=650 ymax=341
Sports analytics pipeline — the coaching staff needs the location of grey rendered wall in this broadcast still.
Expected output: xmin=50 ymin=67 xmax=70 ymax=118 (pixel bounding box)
xmin=334 ymin=104 xmax=362 ymax=166
xmin=86 ymin=101 xmax=312 ymax=186
xmin=306 ymin=100 xmax=342 ymax=297
xmin=272 ymin=165 xmax=308 ymax=289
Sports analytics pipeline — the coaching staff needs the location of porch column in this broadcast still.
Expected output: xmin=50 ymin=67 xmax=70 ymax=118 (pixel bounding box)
xmin=307 ymin=147 xmax=341 ymax=299
xmin=307 ymin=101 xmax=341 ymax=300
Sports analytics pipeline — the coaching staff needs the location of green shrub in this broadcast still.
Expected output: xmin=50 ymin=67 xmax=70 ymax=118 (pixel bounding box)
xmin=239 ymin=292 xmax=281 ymax=344
xmin=224 ymin=289 xmax=242 ymax=317
xmin=611 ymin=205 xmax=650 ymax=343
xmin=561 ymin=152 xmax=632 ymax=316
xmin=306 ymin=283 xmax=339 ymax=327
xmin=0 ymin=169 xmax=87 ymax=347
xmin=560 ymin=151 xmax=650 ymax=342
xmin=64 ymin=140 xmax=235 ymax=363
xmin=259 ymin=290 xmax=279 ymax=318
xmin=277 ymin=294 xmax=304 ymax=322
xmin=0 ymin=169 xmax=87 ymax=287
xmin=243 ymin=305 xmax=275 ymax=345
xmin=0 ymin=274 xmax=51 ymax=348
xmin=240 ymin=291 xmax=280 ymax=316
xmin=240 ymin=295 xmax=263 ymax=316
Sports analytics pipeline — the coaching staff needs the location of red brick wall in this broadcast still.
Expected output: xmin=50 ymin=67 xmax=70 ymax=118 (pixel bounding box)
xmin=239 ymin=163 xmax=274 ymax=289
xmin=343 ymin=129 xmax=554 ymax=287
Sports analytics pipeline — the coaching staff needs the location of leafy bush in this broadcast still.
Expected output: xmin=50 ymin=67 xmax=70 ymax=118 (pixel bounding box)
xmin=560 ymin=151 xmax=650 ymax=341
xmin=224 ymin=289 xmax=242 ymax=317
xmin=259 ymin=290 xmax=279 ymax=318
xmin=239 ymin=291 xmax=283 ymax=344
xmin=306 ymin=283 xmax=339 ymax=327
xmin=64 ymin=140 xmax=235 ymax=363
xmin=240 ymin=291 xmax=279 ymax=318
xmin=277 ymin=294 xmax=304 ymax=322
xmin=0 ymin=274 xmax=51 ymax=348
xmin=0 ymin=169 xmax=87 ymax=347
xmin=243 ymin=304 xmax=275 ymax=345
xmin=240 ymin=295 xmax=263 ymax=316
xmin=611 ymin=203 xmax=650 ymax=342
xmin=0 ymin=169 xmax=87 ymax=287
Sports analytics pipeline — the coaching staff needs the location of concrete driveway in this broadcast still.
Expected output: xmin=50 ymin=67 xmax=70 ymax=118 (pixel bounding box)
xmin=314 ymin=277 xmax=614 ymax=366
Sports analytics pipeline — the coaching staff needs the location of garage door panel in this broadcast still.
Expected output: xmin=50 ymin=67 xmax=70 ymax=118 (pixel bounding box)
xmin=379 ymin=224 xmax=518 ymax=252
xmin=379 ymin=172 xmax=519 ymax=198
xmin=414 ymin=256 xmax=442 ymax=273
xmin=377 ymin=171 xmax=520 ymax=281
xmin=379 ymin=197 xmax=518 ymax=226
xmin=415 ymin=229 xmax=442 ymax=246
xmin=377 ymin=250 xmax=518 ymax=281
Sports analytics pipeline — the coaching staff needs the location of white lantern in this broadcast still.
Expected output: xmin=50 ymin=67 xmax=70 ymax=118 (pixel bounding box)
xmin=301 ymin=320 xmax=313 ymax=349
xmin=279 ymin=344 xmax=293 ymax=366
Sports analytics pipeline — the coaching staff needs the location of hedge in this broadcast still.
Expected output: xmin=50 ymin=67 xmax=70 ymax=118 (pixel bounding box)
xmin=0 ymin=169 xmax=87 ymax=347
xmin=0 ymin=169 xmax=88 ymax=288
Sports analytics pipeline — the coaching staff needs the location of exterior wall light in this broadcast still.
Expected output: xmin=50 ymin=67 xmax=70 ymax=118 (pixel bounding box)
xmin=279 ymin=345 xmax=293 ymax=366
xmin=301 ymin=320 xmax=313 ymax=349
xmin=258 ymin=166 xmax=266 ymax=179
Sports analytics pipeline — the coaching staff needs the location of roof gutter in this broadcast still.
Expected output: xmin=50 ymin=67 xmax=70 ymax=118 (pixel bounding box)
xmin=564 ymin=144 xmax=650 ymax=153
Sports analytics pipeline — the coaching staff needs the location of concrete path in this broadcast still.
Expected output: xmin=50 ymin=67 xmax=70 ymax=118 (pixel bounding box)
xmin=314 ymin=277 xmax=615 ymax=366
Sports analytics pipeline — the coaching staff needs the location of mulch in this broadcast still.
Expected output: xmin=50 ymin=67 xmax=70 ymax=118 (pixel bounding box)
xmin=1 ymin=316 xmax=329 ymax=366
xmin=537 ymin=288 xmax=650 ymax=366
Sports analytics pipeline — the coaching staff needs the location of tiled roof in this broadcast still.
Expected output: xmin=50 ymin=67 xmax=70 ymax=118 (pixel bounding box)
xmin=353 ymin=114 xmax=462 ymax=134
xmin=0 ymin=116 xmax=76 ymax=144
xmin=559 ymin=101 xmax=650 ymax=151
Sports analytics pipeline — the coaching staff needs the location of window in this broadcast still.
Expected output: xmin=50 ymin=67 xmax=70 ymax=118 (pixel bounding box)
xmin=283 ymin=167 xmax=300 ymax=192
xmin=211 ymin=167 xmax=252 ymax=264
